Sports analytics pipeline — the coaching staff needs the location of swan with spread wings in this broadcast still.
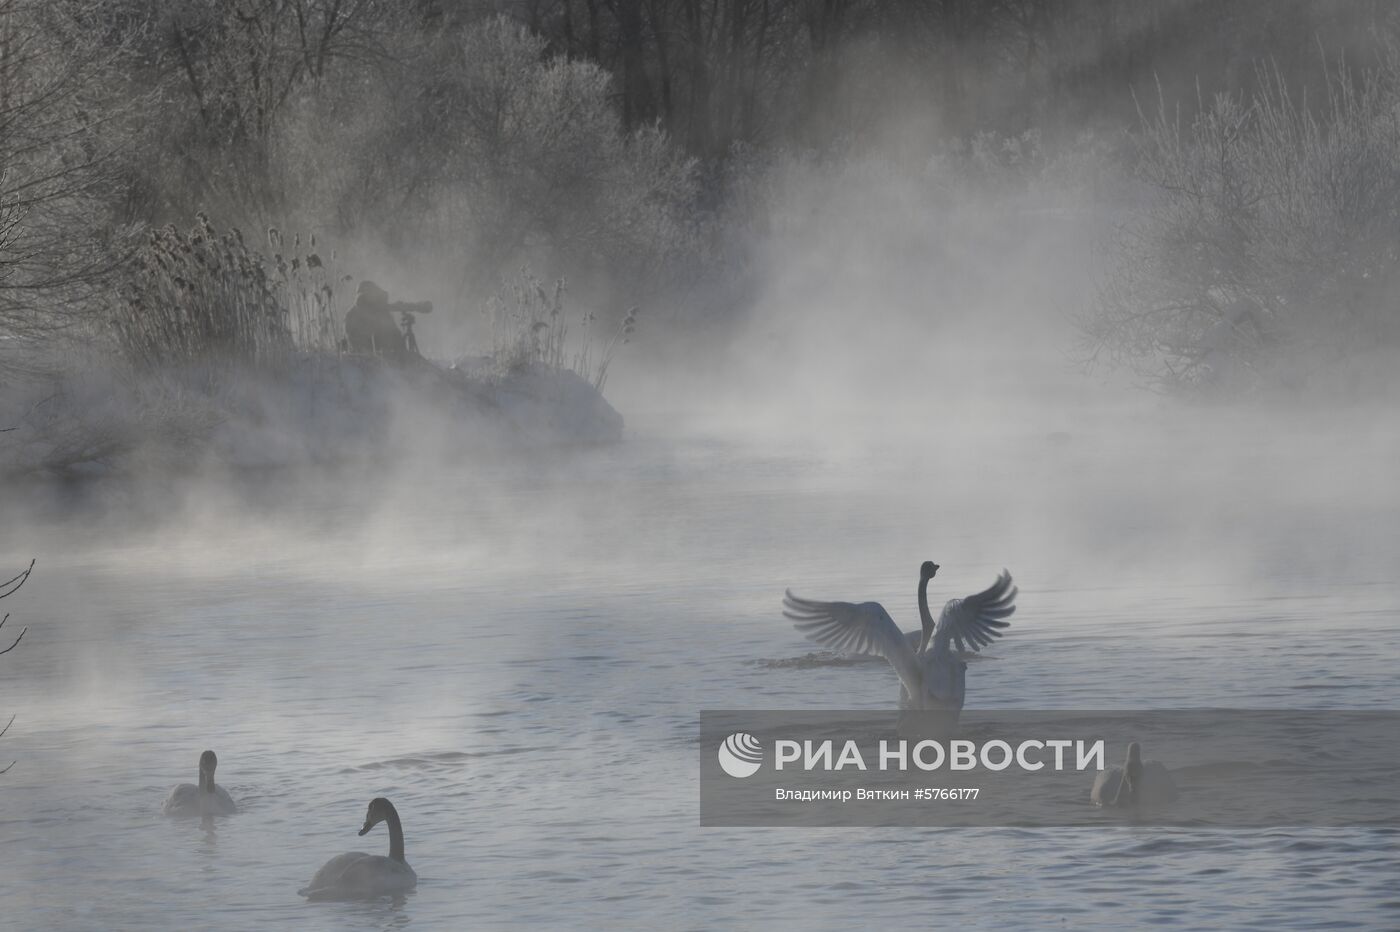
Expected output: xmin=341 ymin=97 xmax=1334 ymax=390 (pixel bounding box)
xmin=782 ymin=562 xmax=1017 ymax=714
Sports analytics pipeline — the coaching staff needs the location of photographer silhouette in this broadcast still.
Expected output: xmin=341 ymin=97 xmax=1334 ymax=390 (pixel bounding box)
xmin=344 ymin=280 xmax=432 ymax=362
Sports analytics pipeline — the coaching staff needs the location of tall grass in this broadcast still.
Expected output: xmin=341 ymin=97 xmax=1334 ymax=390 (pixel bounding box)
xmin=113 ymin=214 xmax=344 ymax=370
xmin=485 ymin=268 xmax=637 ymax=391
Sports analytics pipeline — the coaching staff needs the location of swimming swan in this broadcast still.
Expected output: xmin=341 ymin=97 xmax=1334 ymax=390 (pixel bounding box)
xmin=1091 ymin=742 xmax=1178 ymax=808
xmin=783 ymin=562 xmax=1016 ymax=715
xmin=299 ymin=798 xmax=417 ymax=900
xmin=162 ymin=750 xmax=237 ymax=817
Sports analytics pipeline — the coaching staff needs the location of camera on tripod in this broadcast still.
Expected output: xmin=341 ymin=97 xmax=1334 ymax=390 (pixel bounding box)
xmin=391 ymin=301 xmax=433 ymax=356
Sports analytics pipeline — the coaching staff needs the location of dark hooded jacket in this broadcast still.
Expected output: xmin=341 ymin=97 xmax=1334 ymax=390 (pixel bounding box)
xmin=345 ymin=280 xmax=406 ymax=360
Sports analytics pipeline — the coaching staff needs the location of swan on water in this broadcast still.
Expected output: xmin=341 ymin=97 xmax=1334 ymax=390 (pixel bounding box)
xmin=162 ymin=750 xmax=237 ymax=817
xmin=783 ymin=561 xmax=1017 ymax=717
xmin=299 ymin=798 xmax=417 ymax=900
xmin=1091 ymin=742 xmax=1178 ymax=808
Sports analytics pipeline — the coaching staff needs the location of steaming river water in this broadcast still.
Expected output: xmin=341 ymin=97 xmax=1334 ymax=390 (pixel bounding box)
xmin=2 ymin=406 xmax=1398 ymax=930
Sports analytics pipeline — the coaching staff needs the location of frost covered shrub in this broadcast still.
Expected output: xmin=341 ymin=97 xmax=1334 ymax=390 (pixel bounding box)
xmin=114 ymin=215 xmax=343 ymax=370
xmin=1086 ymin=63 xmax=1400 ymax=395
xmin=442 ymin=17 xmax=695 ymax=285
xmin=286 ymin=16 xmax=697 ymax=293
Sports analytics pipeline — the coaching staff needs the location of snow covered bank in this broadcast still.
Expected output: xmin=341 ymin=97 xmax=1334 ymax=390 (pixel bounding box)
xmin=0 ymin=353 xmax=624 ymax=476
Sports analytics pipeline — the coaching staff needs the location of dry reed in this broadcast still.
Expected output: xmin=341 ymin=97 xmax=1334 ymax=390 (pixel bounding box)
xmin=113 ymin=214 xmax=343 ymax=370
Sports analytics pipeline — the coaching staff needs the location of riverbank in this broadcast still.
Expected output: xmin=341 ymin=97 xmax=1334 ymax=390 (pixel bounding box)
xmin=0 ymin=352 xmax=624 ymax=478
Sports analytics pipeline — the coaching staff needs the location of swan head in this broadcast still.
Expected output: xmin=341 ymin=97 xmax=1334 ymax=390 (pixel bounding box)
xmin=1123 ymin=742 xmax=1143 ymax=791
xmin=1125 ymin=742 xmax=1143 ymax=776
xmin=920 ymin=561 xmax=940 ymax=580
xmin=198 ymin=750 xmax=218 ymax=792
xmin=359 ymin=797 xmax=394 ymax=836
xmin=1108 ymin=742 xmax=1146 ymax=807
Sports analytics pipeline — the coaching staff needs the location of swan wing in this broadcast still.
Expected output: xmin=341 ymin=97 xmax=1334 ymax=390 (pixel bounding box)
xmin=934 ymin=569 xmax=1016 ymax=656
xmin=210 ymin=785 xmax=238 ymax=815
xmin=162 ymin=783 xmax=199 ymax=816
xmin=1090 ymin=765 xmax=1123 ymax=806
xmin=299 ymin=851 xmax=373 ymax=898
xmin=300 ymin=854 xmax=416 ymax=899
xmin=783 ymin=590 xmax=922 ymax=696
xmin=1091 ymin=761 xmax=1178 ymax=807
xmin=1141 ymin=760 xmax=1179 ymax=803
xmin=340 ymin=855 xmax=417 ymax=897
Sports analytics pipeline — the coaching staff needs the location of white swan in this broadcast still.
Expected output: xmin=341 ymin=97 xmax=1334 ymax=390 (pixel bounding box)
xmin=1092 ymin=742 xmax=1178 ymax=808
xmin=162 ymin=750 xmax=237 ymax=817
xmin=299 ymin=797 xmax=417 ymax=900
xmin=783 ymin=562 xmax=1017 ymax=716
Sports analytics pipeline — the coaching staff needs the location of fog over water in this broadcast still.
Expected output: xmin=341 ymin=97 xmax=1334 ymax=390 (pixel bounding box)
xmin=3 ymin=313 xmax=1398 ymax=926
xmin=4 ymin=6 xmax=1400 ymax=926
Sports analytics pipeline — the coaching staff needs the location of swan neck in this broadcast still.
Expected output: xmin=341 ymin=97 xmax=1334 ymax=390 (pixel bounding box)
xmin=385 ymin=807 xmax=406 ymax=862
xmin=199 ymin=770 xmax=213 ymax=793
xmin=917 ymin=574 xmax=934 ymax=652
xmin=1112 ymin=758 xmax=1143 ymax=806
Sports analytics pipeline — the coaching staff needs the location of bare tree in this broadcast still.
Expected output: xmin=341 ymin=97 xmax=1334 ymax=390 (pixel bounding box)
xmin=145 ymin=0 xmax=407 ymax=220
xmin=0 ymin=1 xmax=144 ymax=377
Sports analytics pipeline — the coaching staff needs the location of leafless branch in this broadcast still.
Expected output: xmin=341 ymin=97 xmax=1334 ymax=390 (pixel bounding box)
xmin=0 ymin=559 xmax=31 ymax=776
xmin=0 ymin=710 xmax=15 ymax=773
xmin=0 ymin=615 xmax=26 ymax=655
xmin=0 ymin=559 xmax=35 ymax=600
